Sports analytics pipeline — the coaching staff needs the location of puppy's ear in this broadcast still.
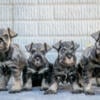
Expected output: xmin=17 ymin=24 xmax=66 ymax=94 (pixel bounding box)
xmin=91 ymin=31 xmax=100 ymax=41
xmin=25 ymin=42 xmax=33 ymax=52
xmin=7 ymin=28 xmax=17 ymax=38
xmin=44 ymin=43 xmax=51 ymax=52
xmin=72 ymin=41 xmax=79 ymax=51
xmin=53 ymin=40 xmax=61 ymax=50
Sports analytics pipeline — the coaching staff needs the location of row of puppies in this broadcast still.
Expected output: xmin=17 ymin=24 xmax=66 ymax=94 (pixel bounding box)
xmin=0 ymin=28 xmax=99 ymax=95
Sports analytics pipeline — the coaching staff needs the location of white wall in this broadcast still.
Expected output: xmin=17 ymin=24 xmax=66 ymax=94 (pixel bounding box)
xmin=0 ymin=0 xmax=99 ymax=58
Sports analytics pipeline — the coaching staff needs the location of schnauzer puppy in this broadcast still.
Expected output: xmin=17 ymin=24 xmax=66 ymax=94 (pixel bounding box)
xmin=45 ymin=41 xmax=82 ymax=94
xmin=78 ymin=31 xmax=100 ymax=95
xmin=0 ymin=28 xmax=26 ymax=93
xmin=23 ymin=42 xmax=53 ymax=92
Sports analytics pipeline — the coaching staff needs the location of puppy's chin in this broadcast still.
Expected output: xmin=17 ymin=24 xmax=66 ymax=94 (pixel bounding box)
xmin=34 ymin=62 xmax=43 ymax=68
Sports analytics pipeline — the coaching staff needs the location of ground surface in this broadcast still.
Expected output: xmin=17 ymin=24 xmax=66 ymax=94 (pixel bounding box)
xmin=0 ymin=87 xmax=100 ymax=100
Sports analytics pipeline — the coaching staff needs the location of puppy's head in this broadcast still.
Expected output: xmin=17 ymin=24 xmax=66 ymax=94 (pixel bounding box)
xmin=91 ymin=31 xmax=100 ymax=55
xmin=53 ymin=41 xmax=79 ymax=67
xmin=25 ymin=43 xmax=51 ymax=68
xmin=0 ymin=28 xmax=17 ymax=53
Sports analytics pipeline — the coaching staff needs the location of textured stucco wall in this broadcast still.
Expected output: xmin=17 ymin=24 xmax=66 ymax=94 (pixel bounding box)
xmin=0 ymin=0 xmax=100 ymax=59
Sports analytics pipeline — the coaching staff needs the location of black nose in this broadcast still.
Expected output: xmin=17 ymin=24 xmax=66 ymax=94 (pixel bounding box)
xmin=36 ymin=57 xmax=40 ymax=61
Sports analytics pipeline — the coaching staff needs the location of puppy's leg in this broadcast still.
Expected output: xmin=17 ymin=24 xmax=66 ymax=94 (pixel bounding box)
xmin=82 ymin=65 xmax=94 ymax=95
xmin=96 ymin=77 xmax=100 ymax=87
xmin=71 ymin=82 xmax=83 ymax=93
xmin=9 ymin=69 xmax=22 ymax=93
xmin=23 ymin=74 xmax=32 ymax=91
xmin=40 ymin=78 xmax=49 ymax=91
xmin=44 ymin=81 xmax=58 ymax=94
xmin=84 ymin=78 xmax=94 ymax=95
xmin=0 ymin=69 xmax=8 ymax=91
xmin=0 ymin=75 xmax=7 ymax=91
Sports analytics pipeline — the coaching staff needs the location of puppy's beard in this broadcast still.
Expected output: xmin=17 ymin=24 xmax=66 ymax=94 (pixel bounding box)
xmin=60 ymin=57 xmax=75 ymax=66
xmin=34 ymin=62 xmax=42 ymax=67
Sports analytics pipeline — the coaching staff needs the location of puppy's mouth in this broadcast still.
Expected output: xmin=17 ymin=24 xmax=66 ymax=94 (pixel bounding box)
xmin=34 ymin=61 xmax=42 ymax=67
xmin=59 ymin=57 xmax=75 ymax=66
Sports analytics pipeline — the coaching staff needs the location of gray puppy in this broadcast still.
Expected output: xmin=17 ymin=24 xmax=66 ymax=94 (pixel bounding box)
xmin=23 ymin=42 xmax=53 ymax=91
xmin=45 ymin=41 xmax=83 ymax=94
xmin=0 ymin=28 xmax=26 ymax=93
xmin=78 ymin=31 xmax=100 ymax=95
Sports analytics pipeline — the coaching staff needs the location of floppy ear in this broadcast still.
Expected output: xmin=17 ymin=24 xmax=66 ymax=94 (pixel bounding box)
xmin=72 ymin=41 xmax=79 ymax=51
xmin=44 ymin=43 xmax=51 ymax=52
xmin=7 ymin=28 xmax=17 ymax=38
xmin=53 ymin=40 xmax=61 ymax=50
xmin=91 ymin=31 xmax=100 ymax=41
xmin=25 ymin=42 xmax=33 ymax=52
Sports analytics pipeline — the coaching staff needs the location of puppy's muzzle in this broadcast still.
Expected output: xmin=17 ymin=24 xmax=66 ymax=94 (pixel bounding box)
xmin=64 ymin=57 xmax=75 ymax=65
xmin=60 ymin=55 xmax=75 ymax=66
xmin=31 ymin=54 xmax=43 ymax=67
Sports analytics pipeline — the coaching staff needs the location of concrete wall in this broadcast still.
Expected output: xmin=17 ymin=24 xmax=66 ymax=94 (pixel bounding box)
xmin=0 ymin=0 xmax=100 ymax=60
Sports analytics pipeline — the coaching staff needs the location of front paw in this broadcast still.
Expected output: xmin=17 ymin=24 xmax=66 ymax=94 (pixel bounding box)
xmin=97 ymin=84 xmax=100 ymax=87
xmin=84 ymin=90 xmax=95 ymax=95
xmin=9 ymin=82 xmax=22 ymax=93
xmin=72 ymin=89 xmax=83 ymax=94
xmin=9 ymin=90 xmax=21 ymax=94
xmin=40 ymin=88 xmax=48 ymax=91
xmin=22 ymin=88 xmax=32 ymax=91
xmin=44 ymin=90 xmax=57 ymax=95
xmin=0 ymin=88 xmax=7 ymax=91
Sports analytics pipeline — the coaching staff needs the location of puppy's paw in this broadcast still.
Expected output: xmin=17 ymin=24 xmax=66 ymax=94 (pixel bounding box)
xmin=44 ymin=90 xmax=57 ymax=95
xmin=85 ymin=90 xmax=95 ymax=95
xmin=22 ymin=88 xmax=32 ymax=91
xmin=71 ymin=90 xmax=83 ymax=94
xmin=97 ymin=84 xmax=100 ymax=87
xmin=40 ymin=88 xmax=48 ymax=91
xmin=9 ymin=90 xmax=21 ymax=94
xmin=0 ymin=88 xmax=7 ymax=91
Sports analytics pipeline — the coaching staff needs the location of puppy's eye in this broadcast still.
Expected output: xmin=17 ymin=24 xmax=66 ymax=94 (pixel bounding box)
xmin=41 ymin=50 xmax=45 ymax=54
xmin=31 ymin=50 xmax=36 ymax=54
